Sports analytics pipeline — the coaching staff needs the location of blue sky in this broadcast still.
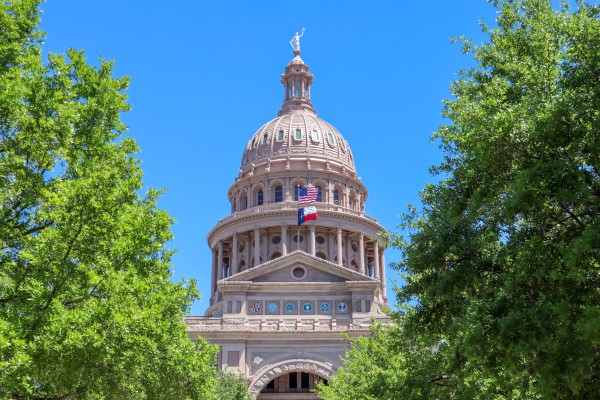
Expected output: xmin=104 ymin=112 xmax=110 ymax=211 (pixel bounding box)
xmin=39 ymin=1 xmax=502 ymax=315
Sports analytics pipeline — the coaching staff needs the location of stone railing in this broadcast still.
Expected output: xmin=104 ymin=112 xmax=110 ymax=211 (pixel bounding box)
xmin=185 ymin=315 xmax=391 ymax=333
xmin=215 ymin=201 xmax=379 ymax=226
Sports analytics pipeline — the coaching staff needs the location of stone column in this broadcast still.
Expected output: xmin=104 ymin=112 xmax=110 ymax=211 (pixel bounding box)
xmin=254 ymin=228 xmax=260 ymax=267
xmin=217 ymin=241 xmax=223 ymax=280
xmin=343 ymin=188 xmax=349 ymax=208
xmin=359 ymin=234 xmax=365 ymax=275
xmin=261 ymin=230 xmax=267 ymax=262
xmin=244 ymin=235 xmax=250 ymax=269
xmin=281 ymin=225 xmax=288 ymax=256
xmin=346 ymin=234 xmax=352 ymax=269
xmin=337 ymin=227 xmax=343 ymax=266
xmin=374 ymin=241 xmax=380 ymax=279
xmin=232 ymin=233 xmax=238 ymax=275
xmin=381 ymin=250 xmax=388 ymax=302
xmin=309 ymin=225 xmax=316 ymax=256
xmin=211 ymin=248 xmax=217 ymax=297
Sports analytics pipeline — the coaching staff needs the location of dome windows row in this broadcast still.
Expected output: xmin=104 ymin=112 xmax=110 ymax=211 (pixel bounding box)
xmin=249 ymin=128 xmax=341 ymax=149
xmin=231 ymin=181 xmax=364 ymax=213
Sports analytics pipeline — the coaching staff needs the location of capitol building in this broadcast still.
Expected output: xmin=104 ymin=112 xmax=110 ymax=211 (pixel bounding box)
xmin=185 ymin=35 xmax=391 ymax=399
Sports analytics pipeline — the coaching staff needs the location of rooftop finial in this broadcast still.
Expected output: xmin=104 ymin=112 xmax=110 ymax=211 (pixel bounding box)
xmin=290 ymin=28 xmax=305 ymax=54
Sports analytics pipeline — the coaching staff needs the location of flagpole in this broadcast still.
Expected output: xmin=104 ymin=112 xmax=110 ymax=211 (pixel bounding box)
xmin=296 ymin=184 xmax=300 ymax=252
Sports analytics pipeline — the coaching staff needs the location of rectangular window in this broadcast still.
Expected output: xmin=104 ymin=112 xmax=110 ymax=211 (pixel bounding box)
xmin=262 ymin=134 xmax=268 ymax=144
xmin=236 ymin=301 xmax=242 ymax=313
xmin=227 ymin=351 xmax=240 ymax=367
xmin=295 ymin=128 xmax=302 ymax=140
xmin=227 ymin=301 xmax=232 ymax=313
xmin=277 ymin=130 xmax=284 ymax=141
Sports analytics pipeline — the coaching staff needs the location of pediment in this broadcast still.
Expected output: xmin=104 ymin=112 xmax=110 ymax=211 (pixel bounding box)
xmin=221 ymin=250 xmax=376 ymax=284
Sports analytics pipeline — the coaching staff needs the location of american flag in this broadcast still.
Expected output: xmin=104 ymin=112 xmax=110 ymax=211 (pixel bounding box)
xmin=298 ymin=187 xmax=318 ymax=205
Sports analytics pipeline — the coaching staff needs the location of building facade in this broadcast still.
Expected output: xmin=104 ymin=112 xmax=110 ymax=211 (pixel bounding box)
xmin=185 ymin=42 xmax=390 ymax=400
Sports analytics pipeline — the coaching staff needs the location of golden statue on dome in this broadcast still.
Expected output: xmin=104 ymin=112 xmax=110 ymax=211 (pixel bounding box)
xmin=290 ymin=28 xmax=305 ymax=52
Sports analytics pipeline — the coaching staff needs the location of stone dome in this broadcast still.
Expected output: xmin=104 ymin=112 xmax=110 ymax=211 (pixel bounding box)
xmin=240 ymin=50 xmax=356 ymax=175
xmin=241 ymin=112 xmax=355 ymax=172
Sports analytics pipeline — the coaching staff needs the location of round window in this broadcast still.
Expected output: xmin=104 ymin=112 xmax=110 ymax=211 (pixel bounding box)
xmin=271 ymin=235 xmax=281 ymax=245
xmin=291 ymin=266 xmax=307 ymax=280
xmin=320 ymin=302 xmax=331 ymax=312
xmin=316 ymin=235 xmax=325 ymax=245
xmin=293 ymin=234 xmax=304 ymax=243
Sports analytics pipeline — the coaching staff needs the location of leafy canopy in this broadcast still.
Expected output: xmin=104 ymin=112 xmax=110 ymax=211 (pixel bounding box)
xmin=0 ymin=1 xmax=220 ymax=398
xmin=320 ymin=1 xmax=600 ymax=399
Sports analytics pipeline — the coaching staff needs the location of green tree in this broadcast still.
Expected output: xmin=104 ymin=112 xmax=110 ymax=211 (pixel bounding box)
xmin=400 ymin=0 xmax=600 ymax=398
xmin=215 ymin=372 xmax=253 ymax=400
xmin=0 ymin=1 xmax=218 ymax=398
xmin=317 ymin=320 xmax=472 ymax=400
xmin=321 ymin=1 xmax=600 ymax=399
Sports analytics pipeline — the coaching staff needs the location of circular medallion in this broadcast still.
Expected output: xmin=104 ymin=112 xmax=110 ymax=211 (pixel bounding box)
xmin=285 ymin=302 xmax=296 ymax=313
xmin=337 ymin=302 xmax=348 ymax=313
xmin=320 ymin=302 xmax=331 ymax=312
xmin=303 ymin=302 xmax=313 ymax=312
xmin=250 ymin=302 xmax=261 ymax=313
xmin=267 ymin=302 xmax=279 ymax=313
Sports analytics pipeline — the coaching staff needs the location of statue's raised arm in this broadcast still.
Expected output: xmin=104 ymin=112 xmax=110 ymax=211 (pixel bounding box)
xmin=290 ymin=28 xmax=305 ymax=52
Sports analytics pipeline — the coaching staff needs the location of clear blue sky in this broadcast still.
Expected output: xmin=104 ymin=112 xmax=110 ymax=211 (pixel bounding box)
xmin=39 ymin=1 xmax=501 ymax=315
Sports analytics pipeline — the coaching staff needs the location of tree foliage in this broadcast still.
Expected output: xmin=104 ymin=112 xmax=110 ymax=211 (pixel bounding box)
xmin=321 ymin=1 xmax=600 ymax=399
xmin=215 ymin=372 xmax=254 ymax=400
xmin=0 ymin=1 xmax=219 ymax=398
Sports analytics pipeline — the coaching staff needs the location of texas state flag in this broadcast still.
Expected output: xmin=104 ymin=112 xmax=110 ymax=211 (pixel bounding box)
xmin=298 ymin=205 xmax=318 ymax=225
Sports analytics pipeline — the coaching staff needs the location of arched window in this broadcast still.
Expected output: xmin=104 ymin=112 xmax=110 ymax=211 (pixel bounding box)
xmin=274 ymin=186 xmax=283 ymax=203
xmin=316 ymin=186 xmax=323 ymax=202
xmin=333 ymin=189 xmax=339 ymax=206
xmin=316 ymin=252 xmax=327 ymax=260
xmin=240 ymin=193 xmax=248 ymax=210
xmin=257 ymin=189 xmax=263 ymax=206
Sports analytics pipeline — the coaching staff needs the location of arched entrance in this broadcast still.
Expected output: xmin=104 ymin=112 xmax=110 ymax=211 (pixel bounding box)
xmin=248 ymin=359 xmax=334 ymax=399
xmin=257 ymin=371 xmax=326 ymax=399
